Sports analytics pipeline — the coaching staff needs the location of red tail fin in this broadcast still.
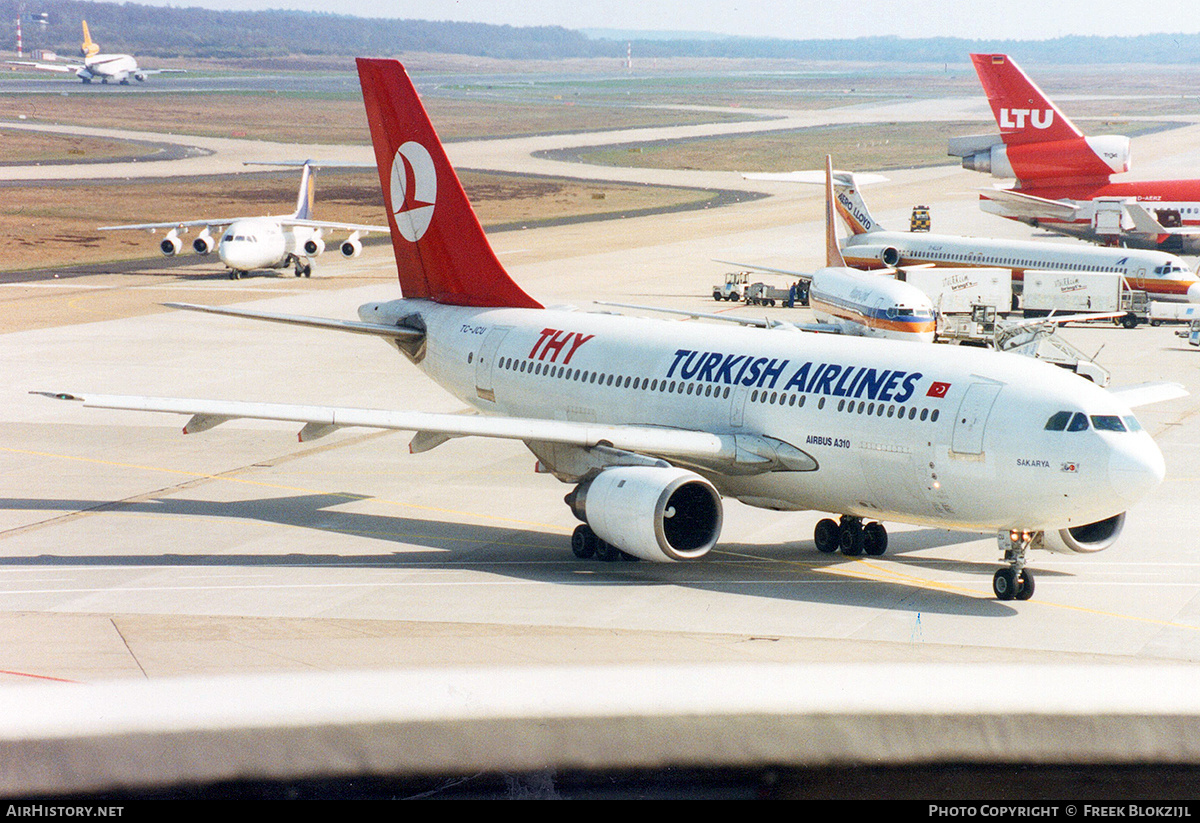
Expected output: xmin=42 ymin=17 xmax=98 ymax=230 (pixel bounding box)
xmin=971 ymin=53 xmax=1082 ymax=146
xmin=356 ymin=58 xmax=542 ymax=309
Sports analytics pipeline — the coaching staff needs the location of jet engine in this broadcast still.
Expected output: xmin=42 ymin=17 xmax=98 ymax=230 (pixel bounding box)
xmin=1041 ymin=512 xmax=1125 ymax=554
xmin=565 ymin=466 xmax=722 ymax=562
xmin=341 ymin=232 xmax=363 ymax=258
xmin=192 ymin=229 xmax=216 ymax=255
xmin=303 ymin=237 xmax=326 ymax=256
xmin=961 ymin=136 xmax=1131 ymax=181
xmin=159 ymin=230 xmax=182 ymax=256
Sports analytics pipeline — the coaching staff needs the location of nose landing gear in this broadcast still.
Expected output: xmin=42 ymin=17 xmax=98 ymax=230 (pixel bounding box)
xmin=994 ymin=530 xmax=1037 ymax=600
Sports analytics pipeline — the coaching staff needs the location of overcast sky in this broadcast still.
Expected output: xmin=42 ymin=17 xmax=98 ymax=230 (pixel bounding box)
xmin=127 ymin=0 xmax=1200 ymax=41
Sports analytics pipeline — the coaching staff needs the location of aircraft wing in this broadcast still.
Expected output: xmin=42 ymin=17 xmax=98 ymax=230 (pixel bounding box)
xmin=1001 ymin=312 xmax=1127 ymax=330
xmin=5 ymin=60 xmax=82 ymax=73
xmin=33 ymin=392 xmax=816 ymax=473
xmin=98 ymin=219 xmax=242 ymax=232
xmin=592 ymin=300 xmax=837 ymax=333
xmin=712 ymin=259 xmax=817 ymax=283
xmin=138 ymin=69 xmax=187 ymax=75
xmin=979 ymin=188 xmax=1080 ymax=221
xmin=1108 ymin=382 xmax=1188 ymax=408
xmin=280 ymin=219 xmax=391 ymax=233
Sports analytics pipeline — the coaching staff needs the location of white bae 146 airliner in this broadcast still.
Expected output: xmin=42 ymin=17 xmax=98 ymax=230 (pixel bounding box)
xmin=42 ymin=59 xmax=1183 ymax=601
xmin=100 ymin=162 xmax=390 ymax=279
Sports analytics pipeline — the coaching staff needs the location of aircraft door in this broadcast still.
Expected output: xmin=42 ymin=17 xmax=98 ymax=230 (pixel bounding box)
xmin=729 ymin=386 xmax=748 ymax=427
xmin=474 ymin=326 xmax=511 ymax=403
xmin=951 ymin=382 xmax=1002 ymax=455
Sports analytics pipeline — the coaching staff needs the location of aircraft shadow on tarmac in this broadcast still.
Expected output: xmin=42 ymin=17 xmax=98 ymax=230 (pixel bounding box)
xmin=0 ymin=493 xmax=1032 ymax=615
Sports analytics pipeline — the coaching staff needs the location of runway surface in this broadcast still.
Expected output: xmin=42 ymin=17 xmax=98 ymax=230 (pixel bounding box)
xmin=3 ymin=75 xmax=1200 ymax=794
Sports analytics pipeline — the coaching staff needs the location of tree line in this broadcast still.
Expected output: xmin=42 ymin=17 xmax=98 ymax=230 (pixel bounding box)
xmin=2 ymin=0 xmax=1198 ymax=64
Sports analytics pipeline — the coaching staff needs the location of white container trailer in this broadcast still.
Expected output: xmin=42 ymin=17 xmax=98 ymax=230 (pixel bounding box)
xmin=899 ymin=267 xmax=1012 ymax=314
xmin=1021 ymin=271 xmax=1148 ymax=327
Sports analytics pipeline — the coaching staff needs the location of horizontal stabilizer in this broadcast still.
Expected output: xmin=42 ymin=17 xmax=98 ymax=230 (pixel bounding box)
xmin=980 ymin=188 xmax=1080 ymax=221
xmin=162 ymin=302 xmax=424 ymax=341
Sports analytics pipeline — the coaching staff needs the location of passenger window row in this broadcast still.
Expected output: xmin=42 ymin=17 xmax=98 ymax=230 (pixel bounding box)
xmin=498 ymin=355 xmax=942 ymax=422
xmin=498 ymin=356 xmax=734 ymax=398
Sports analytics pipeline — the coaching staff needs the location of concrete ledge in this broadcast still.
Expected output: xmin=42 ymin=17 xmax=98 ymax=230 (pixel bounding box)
xmin=3 ymin=663 xmax=1200 ymax=797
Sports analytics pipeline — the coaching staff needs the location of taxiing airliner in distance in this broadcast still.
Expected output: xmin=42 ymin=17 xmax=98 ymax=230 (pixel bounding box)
xmin=613 ymin=160 xmax=938 ymax=343
xmin=100 ymin=162 xmax=390 ymax=279
xmin=829 ymin=171 xmax=1200 ymax=304
xmin=41 ymin=58 xmax=1181 ymax=601
xmin=6 ymin=21 xmax=184 ymax=85
xmin=951 ymin=53 xmax=1200 ymax=255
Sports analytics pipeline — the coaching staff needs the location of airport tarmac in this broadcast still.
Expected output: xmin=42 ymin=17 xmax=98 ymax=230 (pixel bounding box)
xmin=4 ymin=84 xmax=1200 ymax=795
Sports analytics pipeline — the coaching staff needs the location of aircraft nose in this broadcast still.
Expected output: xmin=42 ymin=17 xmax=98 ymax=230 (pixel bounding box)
xmin=1109 ymin=436 xmax=1166 ymax=505
xmin=1186 ymin=282 xmax=1200 ymax=303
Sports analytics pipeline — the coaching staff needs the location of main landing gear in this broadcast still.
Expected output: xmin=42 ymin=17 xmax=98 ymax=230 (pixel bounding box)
xmin=994 ymin=530 xmax=1036 ymax=601
xmin=814 ymin=515 xmax=888 ymax=557
xmin=571 ymin=524 xmax=639 ymax=563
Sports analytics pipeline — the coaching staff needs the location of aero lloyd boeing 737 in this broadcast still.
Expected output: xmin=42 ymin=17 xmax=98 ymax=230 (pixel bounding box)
xmin=41 ymin=59 xmax=1182 ymax=601
xmin=952 ymin=54 xmax=1200 ymax=255
xmin=100 ymin=162 xmax=389 ymax=279
xmin=829 ymin=173 xmax=1200 ymax=303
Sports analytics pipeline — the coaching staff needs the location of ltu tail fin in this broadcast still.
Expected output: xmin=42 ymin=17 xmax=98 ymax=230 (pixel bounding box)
xmin=356 ymin=58 xmax=542 ymax=309
xmin=970 ymin=53 xmax=1082 ymax=146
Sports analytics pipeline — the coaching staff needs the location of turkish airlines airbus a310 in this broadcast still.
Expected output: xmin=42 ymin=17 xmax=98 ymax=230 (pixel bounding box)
xmin=41 ymin=59 xmax=1183 ymax=601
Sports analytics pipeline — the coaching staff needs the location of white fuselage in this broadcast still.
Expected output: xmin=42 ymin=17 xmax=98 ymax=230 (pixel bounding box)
xmin=218 ymin=218 xmax=318 ymax=273
xmin=809 ymin=267 xmax=936 ymax=343
xmin=78 ymin=53 xmax=140 ymax=83
xmin=842 ymin=230 xmax=1200 ymax=303
xmin=359 ymin=298 xmax=1164 ymax=533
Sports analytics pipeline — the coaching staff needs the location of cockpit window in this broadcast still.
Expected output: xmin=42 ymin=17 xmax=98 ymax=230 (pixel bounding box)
xmin=1123 ymin=415 xmax=1143 ymax=432
xmin=1068 ymin=412 xmax=1090 ymax=432
xmin=1091 ymin=415 xmax=1127 ymax=432
xmin=1044 ymin=411 xmax=1071 ymax=431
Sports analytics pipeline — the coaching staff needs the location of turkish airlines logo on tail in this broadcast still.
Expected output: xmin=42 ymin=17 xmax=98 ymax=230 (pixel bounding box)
xmin=389 ymin=141 xmax=437 ymax=242
xmin=1000 ymin=108 xmax=1054 ymax=130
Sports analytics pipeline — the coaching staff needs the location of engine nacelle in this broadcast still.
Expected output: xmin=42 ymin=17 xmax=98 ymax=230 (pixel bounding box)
xmin=192 ymin=229 xmax=216 ymax=255
xmin=303 ymin=237 xmax=326 ymax=256
xmin=341 ymin=232 xmax=363 ymax=258
xmin=962 ymin=137 xmax=1131 ymax=181
xmin=566 ymin=466 xmax=722 ymax=562
xmin=159 ymin=230 xmax=182 ymax=257
xmin=961 ymin=143 xmax=1015 ymax=179
xmin=1041 ymin=512 xmax=1125 ymax=554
